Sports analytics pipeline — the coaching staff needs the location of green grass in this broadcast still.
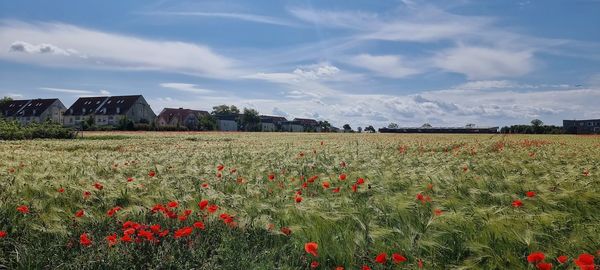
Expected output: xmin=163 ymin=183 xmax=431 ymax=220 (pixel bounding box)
xmin=0 ymin=133 xmax=598 ymax=269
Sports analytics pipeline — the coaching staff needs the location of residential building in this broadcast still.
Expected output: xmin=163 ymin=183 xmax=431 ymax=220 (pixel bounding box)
xmin=563 ymin=119 xmax=600 ymax=134
xmin=157 ymin=108 xmax=209 ymax=130
xmin=259 ymin=115 xmax=287 ymax=132
xmin=281 ymin=120 xmax=304 ymax=132
xmin=215 ymin=114 xmax=238 ymax=131
xmin=0 ymin=98 xmax=66 ymax=124
xmin=293 ymin=118 xmax=321 ymax=132
xmin=63 ymin=95 xmax=155 ymax=127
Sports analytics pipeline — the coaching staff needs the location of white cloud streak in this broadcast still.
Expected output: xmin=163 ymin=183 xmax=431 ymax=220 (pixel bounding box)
xmin=145 ymin=11 xmax=299 ymax=27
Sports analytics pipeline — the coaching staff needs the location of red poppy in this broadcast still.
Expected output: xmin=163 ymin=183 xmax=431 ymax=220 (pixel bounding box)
xmin=280 ymin=227 xmax=292 ymax=235
xmin=416 ymin=193 xmax=424 ymax=201
xmin=220 ymin=213 xmax=234 ymax=224
xmin=83 ymin=191 xmax=91 ymax=199
xmin=339 ymin=174 xmax=347 ymax=181
xmin=434 ymin=209 xmax=443 ymax=216
xmin=0 ymin=231 xmax=7 ymax=238
xmin=392 ymin=253 xmax=407 ymax=264
xmin=17 ymin=205 xmax=29 ymax=214
xmin=322 ymin=181 xmax=330 ymax=189
xmin=536 ymin=262 xmax=552 ymax=270
xmin=75 ymin=209 xmax=85 ymax=218
xmin=557 ymin=255 xmax=568 ymax=264
xmin=79 ymin=233 xmax=92 ymax=246
xmin=174 ymin=226 xmax=193 ymax=238
xmin=268 ymin=174 xmax=275 ymax=181
xmin=375 ymin=253 xmax=387 ymax=264
xmin=583 ymin=169 xmax=590 ymax=177
xmin=427 ymin=183 xmax=433 ymax=190
xmin=351 ymin=184 xmax=358 ymax=193
xmin=121 ymin=234 xmax=132 ymax=242
xmin=332 ymin=187 xmax=341 ymax=193
xmin=178 ymin=214 xmax=188 ymax=221
xmin=183 ymin=209 xmax=192 ymax=216
xmin=308 ymin=175 xmax=318 ymax=183
xmin=305 ymin=242 xmax=318 ymax=257
xmin=335 ymin=267 xmax=344 ymax=270
xmin=127 ymin=177 xmax=134 ymax=182
xmin=207 ymin=204 xmax=218 ymax=213
xmin=150 ymin=224 xmax=162 ymax=233
xmin=526 ymin=191 xmax=536 ymax=198
xmin=512 ymin=200 xmax=523 ymax=207
xmin=362 ymin=266 xmax=371 ymax=270
xmin=310 ymin=261 xmax=319 ymax=268
xmin=106 ymin=234 xmax=118 ymax=247
xmin=528 ymin=252 xmax=546 ymax=263
xmin=340 ymin=161 xmax=346 ymax=167
xmin=295 ymin=196 xmax=302 ymax=203
xmin=418 ymin=259 xmax=423 ymax=268
xmin=158 ymin=230 xmax=169 ymax=237
xmin=356 ymin=178 xmax=365 ymax=185
xmin=217 ymin=164 xmax=224 ymax=171
xmin=167 ymin=201 xmax=178 ymax=208
xmin=201 ymin=183 xmax=209 ymax=188
xmin=193 ymin=221 xmax=205 ymax=230
xmin=137 ymin=230 xmax=154 ymax=241
xmin=198 ymin=199 xmax=209 ymax=210
xmin=57 ymin=188 xmax=65 ymax=193
xmin=148 ymin=170 xmax=156 ymax=177
xmin=574 ymin=253 xmax=595 ymax=269
xmin=93 ymin=182 xmax=103 ymax=190
xmin=216 ymin=172 xmax=222 ymax=178
xmin=107 ymin=206 xmax=121 ymax=217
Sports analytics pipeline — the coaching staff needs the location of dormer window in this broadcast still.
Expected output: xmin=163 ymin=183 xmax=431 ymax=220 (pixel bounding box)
xmin=83 ymin=108 xmax=86 ymax=114
xmin=116 ymin=107 xmax=120 ymax=114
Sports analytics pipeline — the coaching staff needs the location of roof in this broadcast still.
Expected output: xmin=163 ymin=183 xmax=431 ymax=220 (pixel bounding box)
xmin=564 ymin=119 xmax=600 ymax=122
xmin=158 ymin=108 xmax=209 ymax=122
xmin=1 ymin=99 xmax=61 ymax=117
xmin=293 ymin=118 xmax=319 ymax=126
xmin=64 ymin=95 xmax=143 ymax=116
xmin=260 ymin=115 xmax=287 ymax=123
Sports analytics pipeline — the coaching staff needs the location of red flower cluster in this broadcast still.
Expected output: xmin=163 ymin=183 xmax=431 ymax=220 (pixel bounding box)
xmin=374 ymin=252 xmax=407 ymax=264
xmin=305 ymin=242 xmax=318 ymax=257
xmin=574 ymin=253 xmax=595 ymax=270
xmin=79 ymin=233 xmax=92 ymax=246
xmin=107 ymin=206 xmax=122 ymax=217
xmin=16 ymin=205 xmax=29 ymax=214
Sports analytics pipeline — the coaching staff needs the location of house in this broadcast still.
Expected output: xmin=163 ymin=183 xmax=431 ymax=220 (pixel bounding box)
xmin=281 ymin=120 xmax=304 ymax=132
xmin=293 ymin=118 xmax=321 ymax=132
xmin=0 ymin=98 xmax=66 ymax=124
xmin=157 ymin=108 xmax=209 ymax=130
xmin=563 ymin=119 xmax=600 ymax=134
xmin=259 ymin=115 xmax=287 ymax=132
xmin=215 ymin=114 xmax=238 ymax=131
xmin=63 ymin=95 xmax=155 ymax=127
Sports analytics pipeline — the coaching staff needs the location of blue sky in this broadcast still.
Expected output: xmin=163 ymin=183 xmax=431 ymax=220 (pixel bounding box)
xmin=1 ymin=0 xmax=599 ymax=128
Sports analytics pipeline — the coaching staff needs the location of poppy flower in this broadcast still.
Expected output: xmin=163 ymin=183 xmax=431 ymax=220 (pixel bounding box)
xmin=375 ymin=253 xmax=387 ymax=264
xmin=93 ymin=182 xmax=103 ymax=190
xmin=356 ymin=178 xmax=365 ymax=185
xmin=150 ymin=224 xmax=162 ymax=233
xmin=536 ymin=262 xmax=552 ymax=270
xmin=201 ymin=183 xmax=209 ymax=188
xmin=148 ymin=170 xmax=156 ymax=177
xmin=75 ymin=209 xmax=85 ymax=218
xmin=351 ymin=184 xmax=358 ymax=193
xmin=216 ymin=172 xmax=222 ymax=178
xmin=335 ymin=267 xmax=344 ymax=270
xmin=427 ymin=183 xmax=434 ymax=190
xmin=557 ymin=255 xmax=568 ymax=264
xmin=295 ymin=196 xmax=302 ymax=203
xmin=0 ymin=231 xmax=7 ymax=238
xmin=183 ymin=209 xmax=192 ymax=216
xmin=392 ymin=253 xmax=407 ymax=264
xmin=340 ymin=161 xmax=346 ymax=167
xmin=178 ymin=214 xmax=188 ymax=221
xmin=339 ymin=174 xmax=347 ymax=181
xmin=220 ymin=213 xmax=234 ymax=224
xmin=217 ymin=164 xmax=224 ymax=171
xmin=280 ymin=227 xmax=292 ymax=235
xmin=198 ymin=199 xmax=209 ymax=210
xmin=362 ymin=266 xmax=371 ymax=270
xmin=574 ymin=253 xmax=595 ymax=269
xmin=434 ymin=209 xmax=443 ymax=216
xmin=512 ymin=200 xmax=523 ymax=207
xmin=416 ymin=193 xmax=424 ymax=201
xmin=83 ymin=191 xmax=91 ymax=199
xmin=158 ymin=230 xmax=169 ymax=237
xmin=305 ymin=242 xmax=318 ymax=257
xmin=107 ymin=206 xmax=121 ymax=217
xmin=310 ymin=261 xmax=319 ymax=269
xmin=137 ymin=230 xmax=154 ymax=241
xmin=528 ymin=252 xmax=546 ymax=263
xmin=526 ymin=191 xmax=536 ymax=198
xmin=207 ymin=204 xmax=218 ymax=213
xmin=193 ymin=221 xmax=205 ymax=230
xmin=79 ymin=233 xmax=92 ymax=246
xmin=106 ymin=234 xmax=118 ymax=247
xmin=121 ymin=234 xmax=132 ymax=242
xmin=174 ymin=227 xmax=193 ymax=238
xmin=57 ymin=188 xmax=65 ymax=193
xmin=167 ymin=201 xmax=178 ymax=208
xmin=322 ymin=181 xmax=330 ymax=189
xmin=16 ymin=205 xmax=29 ymax=214
xmin=332 ymin=187 xmax=341 ymax=193
xmin=583 ymin=169 xmax=590 ymax=177
xmin=268 ymin=174 xmax=275 ymax=181
xmin=417 ymin=259 xmax=423 ymax=268
xmin=127 ymin=177 xmax=134 ymax=182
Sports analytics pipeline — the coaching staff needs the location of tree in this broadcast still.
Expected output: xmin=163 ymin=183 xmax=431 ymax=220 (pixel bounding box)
xmin=0 ymin=96 xmax=13 ymax=117
xmin=343 ymin=124 xmax=352 ymax=132
xmin=531 ymin=119 xmax=543 ymax=127
xmin=239 ymin=108 xmax=261 ymax=131
xmin=387 ymin=123 xmax=399 ymax=129
xmin=364 ymin=125 xmax=376 ymax=133
xmin=318 ymin=120 xmax=332 ymax=132
xmin=211 ymin=104 xmax=240 ymax=116
xmin=198 ymin=114 xmax=217 ymax=131
xmin=357 ymin=127 xmax=362 ymax=133
xmin=421 ymin=123 xmax=432 ymax=128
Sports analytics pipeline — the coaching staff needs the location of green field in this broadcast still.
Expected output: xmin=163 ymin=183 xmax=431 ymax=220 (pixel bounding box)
xmin=0 ymin=132 xmax=599 ymax=269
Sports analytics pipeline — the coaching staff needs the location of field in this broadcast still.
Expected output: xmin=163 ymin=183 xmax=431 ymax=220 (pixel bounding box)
xmin=0 ymin=132 xmax=599 ymax=269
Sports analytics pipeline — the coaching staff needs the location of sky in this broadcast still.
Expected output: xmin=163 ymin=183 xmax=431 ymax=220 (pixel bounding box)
xmin=1 ymin=0 xmax=599 ymax=128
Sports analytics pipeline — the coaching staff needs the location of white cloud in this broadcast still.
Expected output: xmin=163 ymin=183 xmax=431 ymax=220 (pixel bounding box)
xmin=39 ymin=87 xmax=93 ymax=94
xmin=348 ymin=54 xmax=420 ymax=78
xmin=145 ymin=11 xmax=298 ymax=27
xmin=0 ymin=21 xmax=238 ymax=78
xmin=434 ymin=46 xmax=534 ymax=79
xmin=160 ymin=83 xmax=215 ymax=94
xmin=99 ymin=90 xmax=111 ymax=95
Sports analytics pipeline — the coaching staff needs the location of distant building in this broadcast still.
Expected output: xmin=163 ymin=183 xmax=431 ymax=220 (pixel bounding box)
xmin=157 ymin=108 xmax=209 ymax=130
xmin=563 ymin=119 xmax=600 ymax=134
xmin=259 ymin=115 xmax=287 ymax=132
xmin=281 ymin=120 xmax=304 ymax=132
xmin=215 ymin=114 xmax=238 ymax=131
xmin=293 ymin=118 xmax=321 ymax=132
xmin=379 ymin=126 xmax=499 ymax=134
xmin=63 ymin=95 xmax=155 ymax=127
xmin=0 ymin=98 xmax=66 ymax=125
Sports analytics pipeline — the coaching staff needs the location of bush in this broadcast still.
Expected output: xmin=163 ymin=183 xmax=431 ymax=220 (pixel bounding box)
xmin=0 ymin=119 xmax=76 ymax=140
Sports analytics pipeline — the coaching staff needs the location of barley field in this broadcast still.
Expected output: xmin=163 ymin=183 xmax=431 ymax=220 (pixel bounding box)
xmin=0 ymin=132 xmax=598 ymax=269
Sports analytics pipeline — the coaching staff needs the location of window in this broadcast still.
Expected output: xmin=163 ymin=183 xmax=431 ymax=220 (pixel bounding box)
xmin=70 ymin=118 xmax=73 ymax=123
xmin=588 ymin=122 xmax=593 ymax=126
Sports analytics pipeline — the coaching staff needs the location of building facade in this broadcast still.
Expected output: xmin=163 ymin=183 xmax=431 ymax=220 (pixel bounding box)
xmin=64 ymin=95 xmax=155 ymax=127
xmin=0 ymin=98 xmax=66 ymax=124
xmin=157 ymin=108 xmax=209 ymax=130
xmin=563 ymin=119 xmax=600 ymax=134
xmin=293 ymin=118 xmax=321 ymax=132
xmin=215 ymin=114 xmax=238 ymax=131
xmin=281 ymin=120 xmax=304 ymax=132
xmin=260 ymin=115 xmax=287 ymax=132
